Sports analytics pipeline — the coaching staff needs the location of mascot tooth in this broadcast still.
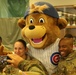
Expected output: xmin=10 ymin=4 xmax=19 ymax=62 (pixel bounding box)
xmin=18 ymin=1 xmax=67 ymax=75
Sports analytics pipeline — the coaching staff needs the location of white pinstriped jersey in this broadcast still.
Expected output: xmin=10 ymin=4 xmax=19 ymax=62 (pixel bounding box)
xmin=27 ymin=38 xmax=60 ymax=75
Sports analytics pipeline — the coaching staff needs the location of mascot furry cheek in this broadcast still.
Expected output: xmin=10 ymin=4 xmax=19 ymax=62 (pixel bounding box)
xmin=18 ymin=2 xmax=67 ymax=75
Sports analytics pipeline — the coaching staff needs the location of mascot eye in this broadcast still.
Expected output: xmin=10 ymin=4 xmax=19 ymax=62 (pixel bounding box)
xmin=30 ymin=19 xmax=33 ymax=23
xmin=39 ymin=18 xmax=44 ymax=23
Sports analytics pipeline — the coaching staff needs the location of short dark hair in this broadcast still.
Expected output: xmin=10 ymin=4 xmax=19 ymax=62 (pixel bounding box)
xmin=16 ymin=39 xmax=26 ymax=48
xmin=64 ymin=34 xmax=73 ymax=38
xmin=59 ymin=37 xmax=73 ymax=46
xmin=0 ymin=36 xmax=2 ymax=41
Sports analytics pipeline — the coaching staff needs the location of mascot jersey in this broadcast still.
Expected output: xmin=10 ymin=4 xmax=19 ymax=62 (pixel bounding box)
xmin=27 ymin=38 xmax=60 ymax=75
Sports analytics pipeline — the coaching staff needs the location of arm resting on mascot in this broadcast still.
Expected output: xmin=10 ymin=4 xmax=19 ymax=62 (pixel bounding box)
xmin=18 ymin=60 xmax=47 ymax=75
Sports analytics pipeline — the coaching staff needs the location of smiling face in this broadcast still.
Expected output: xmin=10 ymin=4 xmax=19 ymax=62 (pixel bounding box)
xmin=18 ymin=2 xmax=67 ymax=49
xmin=14 ymin=41 xmax=27 ymax=58
xmin=21 ymin=13 xmax=60 ymax=49
xmin=58 ymin=38 xmax=73 ymax=57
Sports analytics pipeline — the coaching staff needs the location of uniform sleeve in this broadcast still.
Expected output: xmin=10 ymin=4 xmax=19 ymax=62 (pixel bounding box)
xmin=18 ymin=60 xmax=48 ymax=75
xmin=52 ymin=62 xmax=66 ymax=75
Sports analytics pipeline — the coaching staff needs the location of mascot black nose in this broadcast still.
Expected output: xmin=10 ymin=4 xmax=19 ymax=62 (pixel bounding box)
xmin=29 ymin=25 xmax=35 ymax=30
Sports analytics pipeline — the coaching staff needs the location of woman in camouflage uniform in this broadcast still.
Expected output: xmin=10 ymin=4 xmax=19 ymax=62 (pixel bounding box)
xmin=2 ymin=39 xmax=48 ymax=75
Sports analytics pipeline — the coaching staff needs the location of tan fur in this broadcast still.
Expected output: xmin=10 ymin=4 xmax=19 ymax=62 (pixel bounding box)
xmin=58 ymin=18 xmax=68 ymax=29
xmin=17 ymin=3 xmax=67 ymax=49
xmin=29 ymin=4 xmax=48 ymax=14
xmin=18 ymin=12 xmax=67 ymax=49
xmin=17 ymin=18 xmax=25 ymax=28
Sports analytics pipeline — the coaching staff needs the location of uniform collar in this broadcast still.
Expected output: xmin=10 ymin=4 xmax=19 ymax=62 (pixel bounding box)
xmin=61 ymin=50 xmax=76 ymax=60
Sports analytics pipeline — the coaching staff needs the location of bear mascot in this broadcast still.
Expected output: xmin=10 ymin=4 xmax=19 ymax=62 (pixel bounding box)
xmin=18 ymin=1 xmax=67 ymax=75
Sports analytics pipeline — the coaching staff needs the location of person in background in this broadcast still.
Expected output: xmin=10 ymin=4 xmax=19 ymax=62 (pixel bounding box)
xmin=52 ymin=37 xmax=76 ymax=75
xmin=0 ymin=36 xmax=12 ymax=55
xmin=3 ymin=39 xmax=48 ymax=75
xmin=64 ymin=33 xmax=73 ymax=38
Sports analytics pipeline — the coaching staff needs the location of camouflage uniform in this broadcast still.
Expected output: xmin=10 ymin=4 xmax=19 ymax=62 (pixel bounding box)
xmin=52 ymin=50 xmax=76 ymax=75
xmin=18 ymin=55 xmax=49 ymax=75
xmin=1 ymin=55 xmax=49 ymax=75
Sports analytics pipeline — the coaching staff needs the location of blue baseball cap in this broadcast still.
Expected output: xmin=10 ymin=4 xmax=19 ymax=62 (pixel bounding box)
xmin=24 ymin=1 xmax=59 ymax=19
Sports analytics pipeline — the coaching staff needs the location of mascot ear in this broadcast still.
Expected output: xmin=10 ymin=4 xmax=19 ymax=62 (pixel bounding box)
xmin=18 ymin=18 xmax=25 ymax=28
xmin=57 ymin=18 xmax=67 ymax=29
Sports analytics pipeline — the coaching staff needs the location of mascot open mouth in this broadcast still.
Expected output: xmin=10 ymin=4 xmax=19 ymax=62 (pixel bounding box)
xmin=31 ymin=34 xmax=46 ymax=43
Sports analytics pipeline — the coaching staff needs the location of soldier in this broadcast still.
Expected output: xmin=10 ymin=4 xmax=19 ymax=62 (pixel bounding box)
xmin=52 ymin=37 xmax=76 ymax=75
xmin=2 ymin=39 xmax=48 ymax=75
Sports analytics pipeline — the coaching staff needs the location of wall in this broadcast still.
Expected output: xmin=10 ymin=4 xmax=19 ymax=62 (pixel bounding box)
xmin=29 ymin=0 xmax=76 ymax=6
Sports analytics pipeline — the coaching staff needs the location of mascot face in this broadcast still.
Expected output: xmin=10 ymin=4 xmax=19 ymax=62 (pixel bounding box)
xmin=22 ymin=13 xmax=60 ymax=48
xmin=18 ymin=2 xmax=67 ymax=49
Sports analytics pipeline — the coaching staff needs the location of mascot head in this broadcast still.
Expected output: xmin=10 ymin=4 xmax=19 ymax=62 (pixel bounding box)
xmin=18 ymin=2 xmax=67 ymax=49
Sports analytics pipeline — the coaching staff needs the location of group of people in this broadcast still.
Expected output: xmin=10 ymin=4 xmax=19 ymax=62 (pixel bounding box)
xmin=0 ymin=38 xmax=48 ymax=75
xmin=0 ymin=33 xmax=76 ymax=75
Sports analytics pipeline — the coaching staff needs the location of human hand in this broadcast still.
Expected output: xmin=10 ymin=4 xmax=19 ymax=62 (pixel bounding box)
xmin=7 ymin=54 xmax=24 ymax=67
